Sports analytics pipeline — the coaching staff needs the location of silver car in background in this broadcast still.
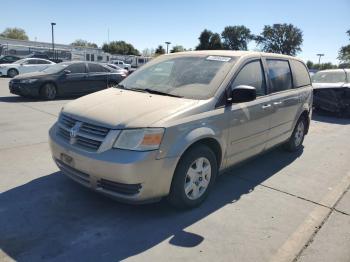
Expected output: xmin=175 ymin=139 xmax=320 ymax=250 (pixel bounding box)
xmin=49 ymin=51 xmax=312 ymax=208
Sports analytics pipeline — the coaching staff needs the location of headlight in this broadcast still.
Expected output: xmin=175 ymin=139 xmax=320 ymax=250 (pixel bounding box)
xmin=20 ymin=79 xmax=38 ymax=84
xmin=113 ymin=128 xmax=164 ymax=151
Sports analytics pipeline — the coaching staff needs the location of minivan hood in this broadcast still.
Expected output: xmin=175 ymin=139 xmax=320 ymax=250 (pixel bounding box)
xmin=63 ymin=88 xmax=199 ymax=128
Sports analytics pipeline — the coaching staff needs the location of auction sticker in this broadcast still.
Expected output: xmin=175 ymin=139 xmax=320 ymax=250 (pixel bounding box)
xmin=206 ymin=56 xmax=232 ymax=62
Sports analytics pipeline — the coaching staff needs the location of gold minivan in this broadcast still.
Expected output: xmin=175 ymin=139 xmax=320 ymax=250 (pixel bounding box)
xmin=49 ymin=51 xmax=312 ymax=208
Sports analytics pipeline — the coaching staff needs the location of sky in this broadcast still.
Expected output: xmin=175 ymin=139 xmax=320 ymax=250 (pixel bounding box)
xmin=0 ymin=0 xmax=349 ymax=64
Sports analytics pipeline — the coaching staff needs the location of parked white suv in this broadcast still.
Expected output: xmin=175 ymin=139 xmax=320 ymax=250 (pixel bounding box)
xmin=0 ymin=58 xmax=55 ymax=78
xmin=111 ymin=60 xmax=131 ymax=71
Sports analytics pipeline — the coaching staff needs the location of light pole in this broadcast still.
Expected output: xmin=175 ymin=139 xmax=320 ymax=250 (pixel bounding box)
xmin=51 ymin=22 xmax=56 ymax=60
xmin=165 ymin=41 xmax=171 ymax=54
xmin=316 ymin=53 xmax=324 ymax=65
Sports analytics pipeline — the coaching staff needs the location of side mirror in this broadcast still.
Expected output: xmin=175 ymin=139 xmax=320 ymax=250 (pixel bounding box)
xmin=229 ymin=85 xmax=257 ymax=103
xmin=63 ymin=69 xmax=71 ymax=75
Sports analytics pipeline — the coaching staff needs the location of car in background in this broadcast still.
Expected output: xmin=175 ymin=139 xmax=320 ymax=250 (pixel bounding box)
xmin=104 ymin=63 xmax=128 ymax=76
xmin=0 ymin=58 xmax=55 ymax=78
xmin=111 ymin=60 xmax=131 ymax=71
xmin=0 ymin=55 xmax=20 ymax=64
xmin=9 ymin=61 xmax=125 ymax=100
xmin=312 ymin=69 xmax=350 ymax=116
xmin=48 ymin=51 xmax=312 ymax=208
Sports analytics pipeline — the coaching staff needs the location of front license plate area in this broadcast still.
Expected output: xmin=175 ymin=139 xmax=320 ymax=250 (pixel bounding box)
xmin=61 ymin=153 xmax=75 ymax=167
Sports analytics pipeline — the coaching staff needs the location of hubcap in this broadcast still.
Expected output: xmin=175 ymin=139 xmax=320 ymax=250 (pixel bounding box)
xmin=184 ymin=157 xmax=211 ymax=200
xmin=46 ymin=85 xmax=56 ymax=99
xmin=294 ymin=121 xmax=305 ymax=146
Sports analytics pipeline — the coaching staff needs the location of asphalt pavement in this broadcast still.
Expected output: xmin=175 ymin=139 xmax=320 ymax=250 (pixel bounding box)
xmin=0 ymin=77 xmax=349 ymax=262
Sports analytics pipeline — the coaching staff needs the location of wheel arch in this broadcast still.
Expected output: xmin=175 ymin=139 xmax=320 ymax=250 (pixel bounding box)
xmin=7 ymin=68 xmax=19 ymax=76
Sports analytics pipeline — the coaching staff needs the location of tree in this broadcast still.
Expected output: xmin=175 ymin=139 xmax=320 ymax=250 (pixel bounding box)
xmin=0 ymin=27 xmax=28 ymax=40
xmin=255 ymin=23 xmax=303 ymax=56
xmin=155 ymin=45 xmax=165 ymax=55
xmin=338 ymin=29 xmax=350 ymax=63
xmin=71 ymin=39 xmax=98 ymax=48
xmin=102 ymin=41 xmax=139 ymax=55
xmin=196 ymin=29 xmax=213 ymax=50
xmin=170 ymin=45 xmax=185 ymax=53
xmin=142 ymin=48 xmax=155 ymax=57
xmin=221 ymin=25 xmax=253 ymax=50
xmin=196 ymin=29 xmax=223 ymax=50
xmin=208 ymin=33 xmax=223 ymax=49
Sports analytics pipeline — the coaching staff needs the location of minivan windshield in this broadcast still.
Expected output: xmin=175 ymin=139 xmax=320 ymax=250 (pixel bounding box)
xmin=118 ymin=55 xmax=237 ymax=99
xmin=312 ymin=71 xmax=346 ymax=83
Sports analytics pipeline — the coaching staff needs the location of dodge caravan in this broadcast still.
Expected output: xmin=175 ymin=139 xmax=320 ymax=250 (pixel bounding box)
xmin=49 ymin=51 xmax=312 ymax=208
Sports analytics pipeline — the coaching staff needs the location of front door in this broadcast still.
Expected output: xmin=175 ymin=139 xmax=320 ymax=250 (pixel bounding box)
xmin=225 ymin=59 xmax=273 ymax=167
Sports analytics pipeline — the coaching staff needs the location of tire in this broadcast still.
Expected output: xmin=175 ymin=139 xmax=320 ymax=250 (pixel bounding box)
xmin=284 ymin=116 xmax=307 ymax=152
xmin=40 ymin=83 xmax=57 ymax=100
xmin=168 ymin=145 xmax=218 ymax=209
xmin=7 ymin=68 xmax=19 ymax=78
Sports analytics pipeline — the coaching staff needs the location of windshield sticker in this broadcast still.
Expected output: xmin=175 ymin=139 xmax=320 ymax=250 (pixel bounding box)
xmin=206 ymin=56 xmax=232 ymax=62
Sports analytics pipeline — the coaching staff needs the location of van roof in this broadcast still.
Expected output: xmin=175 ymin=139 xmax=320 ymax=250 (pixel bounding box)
xmin=164 ymin=50 xmax=304 ymax=62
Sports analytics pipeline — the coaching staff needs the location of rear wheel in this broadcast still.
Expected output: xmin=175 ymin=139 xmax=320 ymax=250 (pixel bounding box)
xmin=168 ymin=145 xmax=217 ymax=209
xmin=7 ymin=69 xmax=18 ymax=78
xmin=40 ymin=83 xmax=57 ymax=100
xmin=284 ymin=116 xmax=306 ymax=152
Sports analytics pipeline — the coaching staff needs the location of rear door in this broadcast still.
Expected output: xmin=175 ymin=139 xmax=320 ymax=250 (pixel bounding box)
xmin=57 ymin=63 xmax=89 ymax=95
xmin=264 ymin=58 xmax=302 ymax=148
xmin=87 ymin=63 xmax=109 ymax=92
xmin=225 ymin=58 xmax=273 ymax=167
xmin=35 ymin=59 xmax=52 ymax=71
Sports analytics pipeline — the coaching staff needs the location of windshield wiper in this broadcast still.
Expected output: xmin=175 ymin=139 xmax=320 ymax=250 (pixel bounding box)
xmin=143 ymin=88 xmax=183 ymax=98
xmin=123 ymin=87 xmax=183 ymax=98
xmin=116 ymin=84 xmax=126 ymax=89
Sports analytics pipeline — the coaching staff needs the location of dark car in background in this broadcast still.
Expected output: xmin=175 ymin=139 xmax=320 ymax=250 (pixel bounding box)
xmin=9 ymin=62 xmax=125 ymax=100
xmin=312 ymin=69 xmax=350 ymax=116
xmin=0 ymin=55 xmax=20 ymax=64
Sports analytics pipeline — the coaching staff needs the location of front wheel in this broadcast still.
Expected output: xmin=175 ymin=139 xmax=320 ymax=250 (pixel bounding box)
xmin=284 ymin=117 xmax=306 ymax=152
xmin=8 ymin=69 xmax=18 ymax=78
xmin=40 ymin=83 xmax=57 ymax=100
xmin=168 ymin=145 xmax=217 ymax=209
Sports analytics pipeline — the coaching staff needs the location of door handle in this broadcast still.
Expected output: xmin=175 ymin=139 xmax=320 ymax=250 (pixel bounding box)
xmin=273 ymin=101 xmax=283 ymax=105
xmin=262 ymin=104 xmax=271 ymax=109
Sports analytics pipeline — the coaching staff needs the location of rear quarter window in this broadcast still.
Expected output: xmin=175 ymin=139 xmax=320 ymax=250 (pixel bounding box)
xmin=290 ymin=60 xmax=311 ymax=88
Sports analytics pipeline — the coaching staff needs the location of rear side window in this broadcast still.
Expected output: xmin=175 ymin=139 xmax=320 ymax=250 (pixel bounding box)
xmin=267 ymin=59 xmax=292 ymax=93
xmin=231 ymin=60 xmax=266 ymax=96
xmin=88 ymin=63 xmax=108 ymax=73
xmin=27 ymin=59 xmax=37 ymax=65
xmin=290 ymin=60 xmax=311 ymax=87
xmin=37 ymin=59 xmax=51 ymax=64
xmin=67 ymin=63 xmax=86 ymax=73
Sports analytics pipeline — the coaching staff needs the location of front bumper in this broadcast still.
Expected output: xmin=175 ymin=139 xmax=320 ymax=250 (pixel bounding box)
xmin=9 ymin=80 xmax=41 ymax=96
xmin=49 ymin=125 xmax=179 ymax=203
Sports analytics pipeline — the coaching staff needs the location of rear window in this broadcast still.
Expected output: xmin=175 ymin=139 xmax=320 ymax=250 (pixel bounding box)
xmin=312 ymin=71 xmax=346 ymax=83
xmin=88 ymin=63 xmax=109 ymax=73
xmin=290 ymin=60 xmax=311 ymax=88
xmin=67 ymin=63 xmax=86 ymax=74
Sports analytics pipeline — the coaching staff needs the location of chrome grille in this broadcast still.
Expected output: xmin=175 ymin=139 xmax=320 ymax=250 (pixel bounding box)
xmin=57 ymin=114 xmax=110 ymax=152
